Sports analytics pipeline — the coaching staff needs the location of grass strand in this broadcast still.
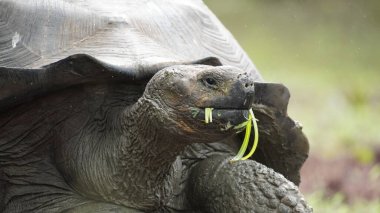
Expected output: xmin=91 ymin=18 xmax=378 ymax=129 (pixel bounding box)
xmin=241 ymin=109 xmax=259 ymax=160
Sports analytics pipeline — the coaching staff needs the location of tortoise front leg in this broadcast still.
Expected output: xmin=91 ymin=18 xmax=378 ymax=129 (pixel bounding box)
xmin=188 ymin=155 xmax=312 ymax=213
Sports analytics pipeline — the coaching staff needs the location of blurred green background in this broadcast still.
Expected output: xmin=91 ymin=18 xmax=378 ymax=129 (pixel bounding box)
xmin=204 ymin=0 xmax=380 ymax=212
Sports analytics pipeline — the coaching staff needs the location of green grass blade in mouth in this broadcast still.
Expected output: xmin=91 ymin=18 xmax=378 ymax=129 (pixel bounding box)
xmin=204 ymin=108 xmax=213 ymax=123
xmin=230 ymin=110 xmax=252 ymax=161
xmin=205 ymin=108 xmax=209 ymax=123
xmin=209 ymin=108 xmax=213 ymax=122
xmin=233 ymin=120 xmax=249 ymax=130
xmin=241 ymin=109 xmax=259 ymax=160
xmin=203 ymin=108 xmax=259 ymax=161
xmin=230 ymin=109 xmax=259 ymax=162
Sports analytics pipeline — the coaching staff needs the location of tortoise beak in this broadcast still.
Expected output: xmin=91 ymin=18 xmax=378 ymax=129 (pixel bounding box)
xmin=196 ymin=109 xmax=249 ymax=128
xmin=192 ymin=82 xmax=291 ymax=131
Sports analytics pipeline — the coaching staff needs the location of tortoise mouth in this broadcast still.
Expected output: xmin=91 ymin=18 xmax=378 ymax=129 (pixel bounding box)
xmin=190 ymin=107 xmax=250 ymax=132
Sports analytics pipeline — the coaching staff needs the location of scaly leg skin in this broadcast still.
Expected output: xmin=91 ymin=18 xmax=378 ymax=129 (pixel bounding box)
xmin=188 ymin=155 xmax=312 ymax=213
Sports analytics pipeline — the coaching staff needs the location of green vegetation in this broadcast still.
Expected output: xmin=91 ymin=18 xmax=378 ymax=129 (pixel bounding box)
xmin=204 ymin=0 xmax=380 ymax=211
xmin=231 ymin=109 xmax=259 ymax=161
xmin=307 ymin=191 xmax=380 ymax=213
xmin=204 ymin=107 xmax=213 ymax=123
xmin=204 ymin=108 xmax=259 ymax=161
xmin=241 ymin=109 xmax=259 ymax=160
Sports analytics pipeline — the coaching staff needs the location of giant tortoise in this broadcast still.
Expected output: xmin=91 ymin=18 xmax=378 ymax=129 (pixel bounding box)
xmin=0 ymin=0 xmax=311 ymax=212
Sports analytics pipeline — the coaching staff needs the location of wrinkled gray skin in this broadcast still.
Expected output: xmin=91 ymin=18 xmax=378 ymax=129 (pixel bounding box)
xmin=0 ymin=0 xmax=311 ymax=212
xmin=0 ymin=62 xmax=311 ymax=212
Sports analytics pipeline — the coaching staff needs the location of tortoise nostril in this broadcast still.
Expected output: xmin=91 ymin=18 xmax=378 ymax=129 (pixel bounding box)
xmin=243 ymin=81 xmax=254 ymax=89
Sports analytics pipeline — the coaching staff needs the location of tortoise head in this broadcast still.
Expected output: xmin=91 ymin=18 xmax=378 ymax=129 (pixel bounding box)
xmin=141 ymin=65 xmax=257 ymax=143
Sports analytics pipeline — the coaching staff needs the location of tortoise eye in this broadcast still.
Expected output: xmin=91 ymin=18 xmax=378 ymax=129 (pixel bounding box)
xmin=206 ymin=78 xmax=217 ymax=85
xmin=203 ymin=77 xmax=218 ymax=88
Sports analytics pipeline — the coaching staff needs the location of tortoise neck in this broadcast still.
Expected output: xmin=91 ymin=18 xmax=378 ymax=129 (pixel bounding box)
xmin=110 ymin=98 xmax=186 ymax=209
xmin=121 ymin=97 xmax=187 ymax=168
